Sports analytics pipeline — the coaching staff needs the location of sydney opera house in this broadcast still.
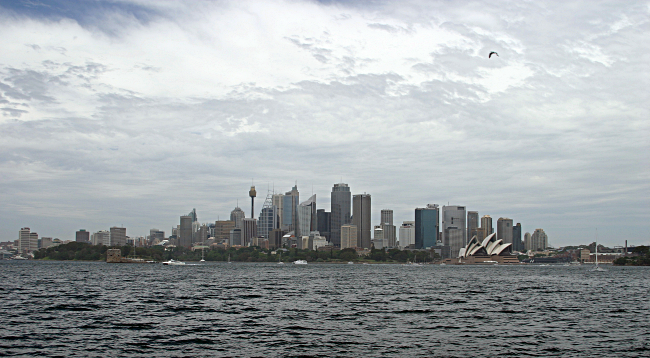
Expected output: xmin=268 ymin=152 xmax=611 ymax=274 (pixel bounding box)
xmin=455 ymin=233 xmax=520 ymax=264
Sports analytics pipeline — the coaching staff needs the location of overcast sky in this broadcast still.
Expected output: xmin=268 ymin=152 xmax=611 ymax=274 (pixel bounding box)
xmin=1 ymin=0 xmax=648 ymax=247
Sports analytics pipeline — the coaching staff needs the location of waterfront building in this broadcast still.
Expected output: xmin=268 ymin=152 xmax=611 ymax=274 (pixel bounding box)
xmin=316 ymin=209 xmax=331 ymax=240
xmin=230 ymin=206 xmax=245 ymax=228
xmin=179 ymin=216 xmax=192 ymax=248
xmin=41 ymin=237 xmax=53 ymax=249
xmin=442 ymin=205 xmax=466 ymax=256
xmin=458 ymin=233 xmax=519 ymax=264
xmin=399 ymin=221 xmax=415 ymax=249
xmin=242 ymin=218 xmax=258 ymax=246
xmin=352 ymin=194 xmax=371 ymax=249
xmin=75 ymin=229 xmax=90 ymax=243
xmin=513 ymin=223 xmax=522 ymax=252
xmin=467 ymin=211 xmax=479 ymax=241
xmin=330 ymin=183 xmax=351 ymax=247
xmin=496 ymin=218 xmax=514 ymax=248
xmin=341 ymin=224 xmax=358 ymax=249
xmin=531 ymin=229 xmax=548 ymax=251
xmin=19 ymin=227 xmax=38 ymax=253
xmin=109 ymin=227 xmax=126 ymax=247
xmin=481 ymin=215 xmax=493 ymax=236
xmin=415 ymin=204 xmax=439 ymax=249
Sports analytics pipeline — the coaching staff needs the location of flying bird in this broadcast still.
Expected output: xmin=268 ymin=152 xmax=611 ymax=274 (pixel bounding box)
xmin=489 ymin=51 xmax=499 ymax=58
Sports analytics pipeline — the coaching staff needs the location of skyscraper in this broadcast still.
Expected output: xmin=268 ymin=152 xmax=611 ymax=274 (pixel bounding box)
xmin=481 ymin=215 xmax=493 ymax=236
xmin=282 ymin=185 xmax=299 ymax=233
xmin=524 ymin=232 xmax=532 ymax=251
xmin=109 ymin=227 xmax=126 ymax=247
xmin=242 ymin=218 xmax=258 ymax=246
xmin=467 ymin=211 xmax=479 ymax=241
xmin=188 ymin=208 xmax=198 ymax=222
xmin=258 ymin=191 xmax=278 ymax=239
xmin=297 ymin=194 xmax=317 ymax=241
xmin=531 ymin=229 xmax=548 ymax=251
xmin=352 ymin=193 xmax=371 ymax=249
xmin=513 ymin=223 xmax=522 ymax=252
xmin=399 ymin=221 xmax=415 ymax=249
xmin=442 ymin=205 xmax=467 ymax=257
xmin=215 ymin=220 xmax=235 ymax=242
xmin=380 ymin=209 xmax=396 ymax=248
xmin=92 ymin=230 xmax=110 ymax=246
xmin=330 ymin=183 xmax=351 ymax=247
xmin=496 ymin=217 xmax=514 ymax=253
xmin=272 ymin=193 xmax=284 ymax=227
xmin=317 ymin=209 xmax=331 ymax=240
xmin=19 ymin=227 xmax=38 ymax=254
xmin=179 ymin=216 xmax=192 ymax=248
xmin=230 ymin=206 xmax=245 ymax=228
xmin=415 ymin=204 xmax=439 ymax=249
xmin=341 ymin=224 xmax=358 ymax=249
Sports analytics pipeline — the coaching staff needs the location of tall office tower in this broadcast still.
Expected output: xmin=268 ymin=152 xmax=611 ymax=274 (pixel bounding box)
xmin=179 ymin=216 xmax=193 ymax=248
xmin=230 ymin=206 xmax=245 ymax=228
xmin=282 ymin=185 xmax=300 ymax=233
xmin=471 ymin=227 xmax=486 ymax=241
xmin=317 ymin=209 xmax=331 ymax=240
xmin=379 ymin=209 xmax=396 ymax=248
xmin=442 ymin=205 xmax=467 ymax=254
xmin=92 ymin=230 xmax=110 ymax=246
xmin=415 ymin=204 xmax=439 ymax=249
xmin=214 ymin=221 xmax=235 ymax=241
xmin=496 ymin=218 xmax=514 ymax=249
xmin=269 ymin=229 xmax=285 ymax=249
xmin=381 ymin=209 xmax=394 ymax=226
xmin=297 ymin=194 xmax=317 ymax=241
xmin=195 ymin=224 xmax=208 ymax=244
xmin=330 ymin=183 xmax=351 ymax=247
xmin=19 ymin=227 xmax=38 ymax=253
xmin=467 ymin=211 xmax=479 ymax=241
xmin=109 ymin=227 xmax=127 ymax=247
xmin=258 ymin=191 xmax=278 ymax=239
xmin=230 ymin=228 xmax=242 ymax=246
xmin=241 ymin=218 xmax=258 ymax=246
xmin=272 ymin=193 xmax=284 ymax=227
xmin=341 ymin=224 xmax=358 ymax=249
xmin=75 ymin=229 xmax=90 ymax=243
xmin=531 ymin=229 xmax=548 ymax=251
xmin=249 ymin=185 xmax=256 ymax=219
xmin=523 ymin=232 xmax=532 ymax=251
xmin=352 ymin=193 xmax=371 ymax=249
xmin=399 ymin=221 xmax=415 ymax=249
xmin=188 ymin=208 xmax=198 ymax=222
xmin=373 ymin=225 xmax=384 ymax=249
xmin=513 ymin=223 xmax=522 ymax=252
xmin=481 ymin=215 xmax=493 ymax=236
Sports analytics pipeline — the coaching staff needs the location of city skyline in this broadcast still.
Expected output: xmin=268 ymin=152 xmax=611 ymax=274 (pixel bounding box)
xmin=0 ymin=1 xmax=648 ymax=248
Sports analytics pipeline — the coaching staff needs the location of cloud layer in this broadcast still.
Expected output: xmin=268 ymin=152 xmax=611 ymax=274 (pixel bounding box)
xmin=1 ymin=0 xmax=648 ymax=247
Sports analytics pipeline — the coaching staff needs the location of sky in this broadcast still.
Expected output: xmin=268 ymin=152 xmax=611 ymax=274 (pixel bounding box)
xmin=1 ymin=0 xmax=648 ymax=248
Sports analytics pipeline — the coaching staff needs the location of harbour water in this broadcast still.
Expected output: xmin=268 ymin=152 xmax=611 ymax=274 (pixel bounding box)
xmin=1 ymin=261 xmax=649 ymax=357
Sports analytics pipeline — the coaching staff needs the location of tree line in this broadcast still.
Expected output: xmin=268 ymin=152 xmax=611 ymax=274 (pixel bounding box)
xmin=34 ymin=242 xmax=440 ymax=263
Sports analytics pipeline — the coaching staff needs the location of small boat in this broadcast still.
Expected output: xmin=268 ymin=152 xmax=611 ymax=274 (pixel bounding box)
xmin=590 ymin=233 xmax=607 ymax=272
xmin=348 ymin=261 xmax=354 ymax=264
xmin=162 ymin=259 xmax=186 ymax=266
xmin=293 ymin=260 xmax=307 ymax=265
xmin=200 ymin=247 xmax=205 ymax=262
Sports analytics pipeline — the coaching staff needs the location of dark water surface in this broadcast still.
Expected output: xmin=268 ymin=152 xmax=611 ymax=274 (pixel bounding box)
xmin=1 ymin=261 xmax=649 ymax=357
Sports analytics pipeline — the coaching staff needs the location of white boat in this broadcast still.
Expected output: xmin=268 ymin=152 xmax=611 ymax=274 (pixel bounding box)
xmin=162 ymin=259 xmax=186 ymax=266
xmin=348 ymin=261 xmax=354 ymax=264
xmin=293 ymin=260 xmax=307 ymax=265
xmin=200 ymin=247 xmax=205 ymax=262
xmin=590 ymin=234 xmax=607 ymax=272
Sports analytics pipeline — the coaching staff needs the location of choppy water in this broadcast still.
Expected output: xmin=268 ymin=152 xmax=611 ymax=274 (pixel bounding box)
xmin=1 ymin=261 xmax=649 ymax=357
